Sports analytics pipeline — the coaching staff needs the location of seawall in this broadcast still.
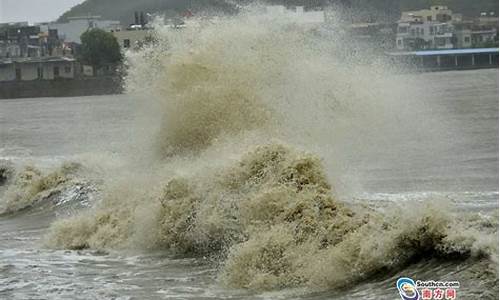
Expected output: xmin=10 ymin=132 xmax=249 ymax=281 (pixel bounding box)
xmin=0 ymin=76 xmax=123 ymax=99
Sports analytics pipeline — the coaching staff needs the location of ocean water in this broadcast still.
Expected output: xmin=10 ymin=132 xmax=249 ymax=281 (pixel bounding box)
xmin=0 ymin=15 xmax=498 ymax=300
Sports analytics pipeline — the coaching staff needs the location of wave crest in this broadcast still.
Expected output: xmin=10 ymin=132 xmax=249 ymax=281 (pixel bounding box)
xmin=45 ymin=144 xmax=498 ymax=290
xmin=0 ymin=162 xmax=82 ymax=214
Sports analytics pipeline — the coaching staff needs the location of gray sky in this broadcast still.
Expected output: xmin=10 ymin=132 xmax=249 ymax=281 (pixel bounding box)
xmin=0 ymin=0 xmax=84 ymax=23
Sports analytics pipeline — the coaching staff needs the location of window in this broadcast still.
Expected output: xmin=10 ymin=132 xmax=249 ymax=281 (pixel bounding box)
xmin=15 ymin=68 xmax=21 ymax=80
xmin=430 ymin=27 xmax=434 ymax=35
xmin=124 ymin=39 xmax=131 ymax=48
xmin=37 ymin=67 xmax=43 ymax=79
xmin=64 ymin=66 xmax=72 ymax=73
xmin=410 ymin=29 xmax=415 ymax=36
xmin=397 ymin=39 xmax=402 ymax=46
xmin=427 ymin=16 xmax=432 ymax=21
xmin=436 ymin=37 xmax=446 ymax=46
xmin=54 ymin=66 xmax=60 ymax=78
xmin=464 ymin=37 xmax=470 ymax=43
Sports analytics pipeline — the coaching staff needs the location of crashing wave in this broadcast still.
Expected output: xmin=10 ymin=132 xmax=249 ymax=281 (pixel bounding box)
xmin=0 ymin=162 xmax=95 ymax=215
xmin=45 ymin=144 xmax=498 ymax=289
xmin=44 ymin=10 xmax=498 ymax=292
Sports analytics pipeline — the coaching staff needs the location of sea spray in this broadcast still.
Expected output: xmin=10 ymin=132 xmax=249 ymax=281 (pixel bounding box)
xmin=123 ymin=10 xmax=449 ymax=194
xmin=43 ymin=9 xmax=498 ymax=292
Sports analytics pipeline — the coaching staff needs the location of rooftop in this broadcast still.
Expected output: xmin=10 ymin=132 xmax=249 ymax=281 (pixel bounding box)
xmin=0 ymin=56 xmax=75 ymax=65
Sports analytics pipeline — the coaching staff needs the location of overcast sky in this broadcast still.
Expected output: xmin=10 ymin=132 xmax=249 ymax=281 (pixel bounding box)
xmin=0 ymin=0 xmax=84 ymax=23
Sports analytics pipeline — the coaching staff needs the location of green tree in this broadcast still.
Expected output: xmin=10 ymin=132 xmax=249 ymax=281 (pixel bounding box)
xmin=80 ymin=28 xmax=122 ymax=71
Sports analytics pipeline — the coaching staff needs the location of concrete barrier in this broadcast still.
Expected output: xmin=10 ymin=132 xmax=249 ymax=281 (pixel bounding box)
xmin=0 ymin=76 xmax=123 ymax=99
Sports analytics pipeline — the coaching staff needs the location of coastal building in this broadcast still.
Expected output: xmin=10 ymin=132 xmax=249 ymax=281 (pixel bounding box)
xmin=111 ymin=12 xmax=155 ymax=50
xmin=396 ymin=21 xmax=455 ymax=50
xmin=48 ymin=16 xmax=121 ymax=43
xmin=396 ymin=6 xmax=498 ymax=51
xmin=0 ymin=56 xmax=76 ymax=82
xmin=396 ymin=6 xmax=455 ymax=50
xmin=113 ymin=28 xmax=154 ymax=50
xmin=470 ymin=24 xmax=498 ymax=47
xmin=0 ymin=22 xmax=64 ymax=58
xmin=0 ymin=23 xmax=42 ymax=57
xmin=453 ymin=14 xmax=498 ymax=49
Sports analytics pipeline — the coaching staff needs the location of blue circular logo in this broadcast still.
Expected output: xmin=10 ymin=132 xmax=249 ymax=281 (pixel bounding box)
xmin=397 ymin=277 xmax=420 ymax=300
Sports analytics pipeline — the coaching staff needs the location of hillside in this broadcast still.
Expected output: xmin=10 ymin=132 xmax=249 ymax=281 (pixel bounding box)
xmin=58 ymin=0 xmax=238 ymax=25
xmin=59 ymin=0 xmax=499 ymax=24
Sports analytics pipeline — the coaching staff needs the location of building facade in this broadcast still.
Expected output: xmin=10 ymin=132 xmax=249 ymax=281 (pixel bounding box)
xmin=113 ymin=29 xmax=154 ymax=50
xmin=396 ymin=6 xmax=498 ymax=51
xmin=0 ymin=22 xmax=64 ymax=58
xmin=396 ymin=6 xmax=456 ymax=50
xmin=0 ymin=56 xmax=76 ymax=82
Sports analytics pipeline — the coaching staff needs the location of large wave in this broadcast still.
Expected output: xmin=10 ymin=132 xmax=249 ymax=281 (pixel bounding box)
xmin=44 ymin=142 xmax=498 ymax=290
xmin=38 ymin=9 xmax=497 ymax=292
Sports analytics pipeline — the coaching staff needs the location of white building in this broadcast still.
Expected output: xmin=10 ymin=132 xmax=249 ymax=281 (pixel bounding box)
xmin=397 ymin=22 xmax=454 ymax=50
xmin=396 ymin=6 xmax=455 ymax=50
xmin=47 ymin=16 xmax=121 ymax=43
xmin=113 ymin=28 xmax=154 ymax=50
xmin=0 ymin=56 xmax=76 ymax=82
